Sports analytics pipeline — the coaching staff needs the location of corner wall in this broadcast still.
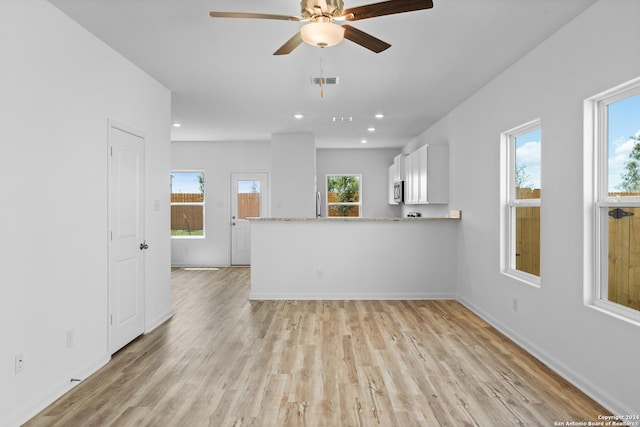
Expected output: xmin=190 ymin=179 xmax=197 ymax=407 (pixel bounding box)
xmin=405 ymin=0 xmax=640 ymax=414
xmin=270 ymin=133 xmax=317 ymax=218
xmin=170 ymin=141 xmax=272 ymax=267
xmin=0 ymin=1 xmax=172 ymax=425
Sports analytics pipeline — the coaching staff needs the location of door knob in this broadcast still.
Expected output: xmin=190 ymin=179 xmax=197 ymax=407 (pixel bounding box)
xmin=140 ymin=241 xmax=149 ymax=250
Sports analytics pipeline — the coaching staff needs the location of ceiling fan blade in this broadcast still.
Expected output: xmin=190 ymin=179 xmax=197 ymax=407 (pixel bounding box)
xmin=342 ymin=0 xmax=433 ymax=21
xmin=342 ymin=25 xmax=391 ymax=53
xmin=209 ymin=11 xmax=301 ymax=21
xmin=273 ymin=31 xmax=304 ymax=55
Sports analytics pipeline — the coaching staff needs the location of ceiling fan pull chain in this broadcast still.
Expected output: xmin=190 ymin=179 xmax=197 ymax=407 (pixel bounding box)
xmin=319 ymin=52 xmax=325 ymax=98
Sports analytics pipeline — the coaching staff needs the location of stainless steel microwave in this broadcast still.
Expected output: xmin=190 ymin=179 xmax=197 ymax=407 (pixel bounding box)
xmin=393 ymin=181 xmax=404 ymax=203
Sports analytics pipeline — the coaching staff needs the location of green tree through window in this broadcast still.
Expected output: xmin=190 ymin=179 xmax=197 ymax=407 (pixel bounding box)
xmin=327 ymin=175 xmax=361 ymax=217
xmin=617 ymin=135 xmax=640 ymax=193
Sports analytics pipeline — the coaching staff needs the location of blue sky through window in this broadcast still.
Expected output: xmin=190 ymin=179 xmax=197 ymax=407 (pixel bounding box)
xmin=170 ymin=173 xmax=260 ymax=194
xmin=608 ymin=93 xmax=640 ymax=192
xmin=171 ymin=172 xmax=203 ymax=194
xmin=515 ymin=128 xmax=541 ymax=190
xmin=237 ymin=180 xmax=260 ymax=194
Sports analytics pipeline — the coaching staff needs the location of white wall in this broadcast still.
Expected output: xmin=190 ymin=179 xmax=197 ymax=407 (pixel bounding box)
xmin=251 ymin=220 xmax=458 ymax=299
xmin=0 ymin=1 xmax=172 ymax=426
xmin=404 ymin=0 xmax=640 ymax=414
xmin=270 ymin=133 xmax=317 ymax=218
xmin=316 ymin=148 xmax=402 ymax=218
xmin=171 ymin=141 xmax=271 ymax=266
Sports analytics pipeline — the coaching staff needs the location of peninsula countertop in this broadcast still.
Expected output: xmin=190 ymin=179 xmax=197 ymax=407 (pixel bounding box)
xmin=248 ymin=216 xmax=460 ymax=221
xmin=248 ymin=210 xmax=461 ymax=222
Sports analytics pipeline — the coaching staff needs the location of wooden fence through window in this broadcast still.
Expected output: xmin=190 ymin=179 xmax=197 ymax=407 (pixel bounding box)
xmin=237 ymin=193 xmax=260 ymax=219
xmin=171 ymin=193 xmax=203 ymax=233
xmin=515 ymin=189 xmax=640 ymax=311
xmin=327 ymin=192 xmax=360 ymax=217
xmin=606 ymin=192 xmax=640 ymax=311
xmin=515 ymin=188 xmax=540 ymax=276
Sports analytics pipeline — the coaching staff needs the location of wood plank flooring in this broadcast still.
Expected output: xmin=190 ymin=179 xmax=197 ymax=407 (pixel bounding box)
xmin=26 ymin=267 xmax=609 ymax=426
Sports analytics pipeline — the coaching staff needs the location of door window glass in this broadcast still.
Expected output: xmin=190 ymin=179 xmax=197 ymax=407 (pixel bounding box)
xmin=237 ymin=180 xmax=261 ymax=219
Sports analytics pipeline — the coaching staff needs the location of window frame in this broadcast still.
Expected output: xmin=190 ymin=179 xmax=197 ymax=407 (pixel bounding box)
xmin=326 ymin=174 xmax=362 ymax=218
xmin=500 ymin=119 xmax=542 ymax=287
xmin=170 ymin=170 xmax=205 ymax=239
xmin=587 ymin=77 xmax=640 ymax=325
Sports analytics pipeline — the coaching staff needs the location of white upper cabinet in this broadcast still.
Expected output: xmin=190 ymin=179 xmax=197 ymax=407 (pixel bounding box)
xmin=388 ymin=154 xmax=406 ymax=205
xmin=404 ymin=144 xmax=449 ymax=204
xmin=392 ymin=154 xmax=405 ymax=182
xmin=406 ymin=151 xmax=419 ymax=203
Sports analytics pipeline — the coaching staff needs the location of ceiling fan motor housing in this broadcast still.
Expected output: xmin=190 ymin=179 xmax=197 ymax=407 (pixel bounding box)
xmin=301 ymin=0 xmax=344 ymax=19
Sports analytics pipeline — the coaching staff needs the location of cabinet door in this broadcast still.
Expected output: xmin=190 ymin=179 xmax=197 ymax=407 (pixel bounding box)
xmin=403 ymin=155 xmax=412 ymax=204
xmin=412 ymin=152 xmax=420 ymax=203
xmin=405 ymin=152 xmax=419 ymax=204
xmin=418 ymin=145 xmax=428 ymax=203
xmin=393 ymin=154 xmax=405 ymax=182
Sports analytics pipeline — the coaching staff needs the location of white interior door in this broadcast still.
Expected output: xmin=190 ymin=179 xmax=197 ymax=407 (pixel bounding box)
xmin=108 ymin=122 xmax=146 ymax=354
xmin=231 ymin=173 xmax=268 ymax=265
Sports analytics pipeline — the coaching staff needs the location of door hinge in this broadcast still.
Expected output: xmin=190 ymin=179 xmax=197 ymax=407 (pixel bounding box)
xmin=110 ymin=315 xmax=113 ymax=325
xmin=110 ymin=146 xmax=113 ymax=156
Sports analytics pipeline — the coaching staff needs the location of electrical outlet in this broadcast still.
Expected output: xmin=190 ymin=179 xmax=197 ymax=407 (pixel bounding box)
xmin=15 ymin=354 xmax=24 ymax=374
xmin=512 ymin=298 xmax=519 ymax=312
xmin=67 ymin=329 xmax=75 ymax=348
xmin=316 ymin=270 xmax=324 ymax=279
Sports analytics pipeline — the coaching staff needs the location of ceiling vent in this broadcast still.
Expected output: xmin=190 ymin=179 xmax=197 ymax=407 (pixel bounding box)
xmin=311 ymin=76 xmax=339 ymax=85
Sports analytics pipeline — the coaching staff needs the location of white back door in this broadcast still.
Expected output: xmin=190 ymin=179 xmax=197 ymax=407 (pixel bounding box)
xmin=230 ymin=173 xmax=268 ymax=265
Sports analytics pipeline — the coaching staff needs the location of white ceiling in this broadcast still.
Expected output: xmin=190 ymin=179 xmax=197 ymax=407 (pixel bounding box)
xmin=47 ymin=0 xmax=597 ymax=148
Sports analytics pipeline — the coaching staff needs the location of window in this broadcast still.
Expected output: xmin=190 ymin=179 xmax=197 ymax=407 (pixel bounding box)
xmin=326 ymin=175 xmax=361 ymax=217
xmin=588 ymin=77 xmax=640 ymax=321
xmin=501 ymin=120 xmax=541 ymax=285
xmin=235 ymin=179 xmax=261 ymax=219
xmin=170 ymin=171 xmax=204 ymax=237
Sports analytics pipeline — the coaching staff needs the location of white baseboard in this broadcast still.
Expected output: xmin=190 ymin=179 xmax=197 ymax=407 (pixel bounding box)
xmin=145 ymin=309 xmax=173 ymax=333
xmin=456 ymin=295 xmax=631 ymax=416
xmin=249 ymin=292 xmax=456 ymax=300
xmin=2 ymin=356 xmax=110 ymax=427
xmin=3 ymin=311 xmax=171 ymax=427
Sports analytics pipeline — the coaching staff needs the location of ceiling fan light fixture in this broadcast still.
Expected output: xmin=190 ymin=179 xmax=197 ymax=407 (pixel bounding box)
xmin=300 ymin=21 xmax=345 ymax=48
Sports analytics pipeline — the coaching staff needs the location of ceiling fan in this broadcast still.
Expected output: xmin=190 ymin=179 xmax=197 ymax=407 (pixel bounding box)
xmin=209 ymin=0 xmax=434 ymax=55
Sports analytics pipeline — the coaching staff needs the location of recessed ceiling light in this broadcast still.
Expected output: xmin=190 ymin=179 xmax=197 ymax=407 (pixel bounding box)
xmin=172 ymin=122 xmax=182 ymax=127
xmin=367 ymin=127 xmax=376 ymax=132
xmin=294 ymin=114 xmax=304 ymax=119
xmin=361 ymin=139 xmax=368 ymax=144
xmin=375 ymin=113 xmax=385 ymax=119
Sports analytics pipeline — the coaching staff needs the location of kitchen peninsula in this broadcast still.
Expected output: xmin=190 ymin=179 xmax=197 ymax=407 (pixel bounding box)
xmin=249 ymin=213 xmax=460 ymax=300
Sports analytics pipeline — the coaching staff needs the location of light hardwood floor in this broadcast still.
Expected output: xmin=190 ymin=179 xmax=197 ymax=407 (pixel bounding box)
xmin=26 ymin=267 xmax=609 ymax=426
